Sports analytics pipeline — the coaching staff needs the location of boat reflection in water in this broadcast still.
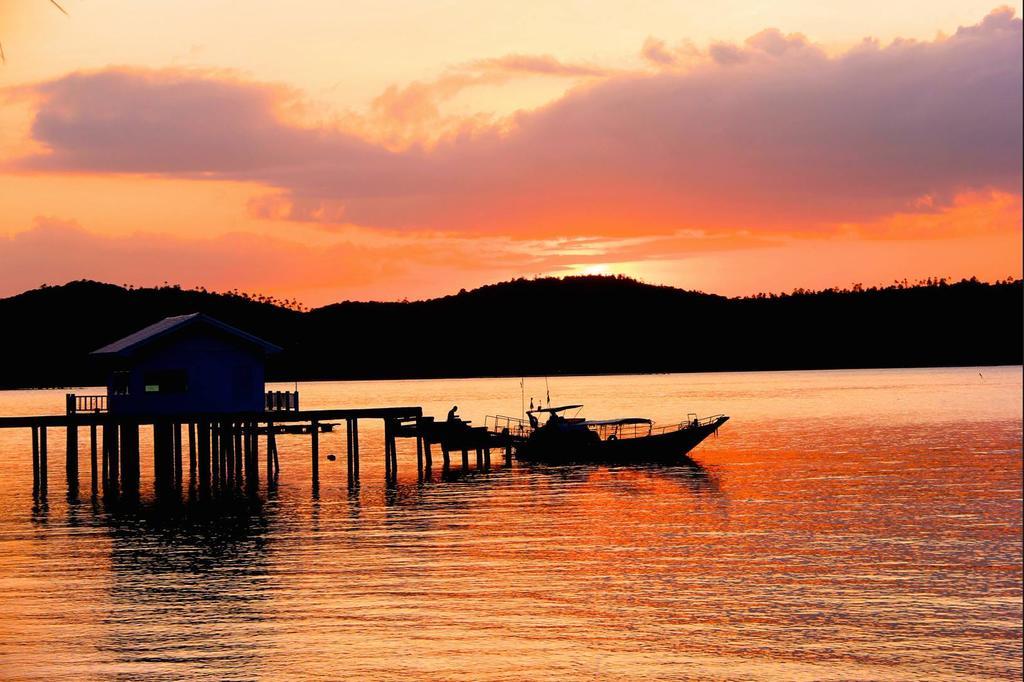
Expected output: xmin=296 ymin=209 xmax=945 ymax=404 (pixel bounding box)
xmin=489 ymin=405 xmax=729 ymax=464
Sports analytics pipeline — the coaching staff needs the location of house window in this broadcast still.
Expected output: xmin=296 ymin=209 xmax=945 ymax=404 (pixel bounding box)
xmin=112 ymin=371 xmax=130 ymax=396
xmin=142 ymin=369 xmax=188 ymax=394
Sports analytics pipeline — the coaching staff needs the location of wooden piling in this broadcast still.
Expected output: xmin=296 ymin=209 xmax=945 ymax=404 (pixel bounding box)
xmin=234 ymin=421 xmax=242 ymax=485
xmin=351 ymin=419 xmax=360 ymax=480
xmin=423 ymin=439 xmax=433 ymax=469
xmin=224 ymin=421 xmax=235 ymax=487
xmin=90 ymin=424 xmax=98 ymax=494
xmin=242 ymin=422 xmax=251 ymax=488
xmin=383 ymin=420 xmax=391 ymax=481
xmin=66 ymin=422 xmax=79 ymax=493
xmin=242 ymin=422 xmax=249 ymax=485
xmin=221 ymin=419 xmax=227 ymax=489
xmin=267 ymin=421 xmax=274 ymax=475
xmin=384 ymin=419 xmax=399 ymax=483
xmin=210 ymin=422 xmax=220 ymax=488
xmin=416 ymin=435 xmax=424 ymax=477
xmin=105 ymin=422 xmax=119 ymax=492
xmin=213 ymin=422 xmax=221 ymax=487
xmin=223 ymin=419 xmax=231 ymax=483
xmin=249 ymin=421 xmax=259 ymax=488
xmin=101 ymin=424 xmax=109 ymax=489
xmin=39 ymin=426 xmax=48 ymax=493
xmin=272 ymin=432 xmax=280 ymax=479
xmin=198 ymin=420 xmax=211 ymax=491
xmin=251 ymin=422 xmax=258 ymax=477
xmin=188 ymin=422 xmax=197 ymax=482
xmin=346 ymin=419 xmax=354 ymax=488
xmin=311 ymin=420 xmax=319 ymax=489
xmin=31 ymin=426 xmax=39 ymax=493
xmin=222 ymin=421 xmax=230 ymax=486
xmin=233 ymin=423 xmax=243 ymax=486
xmin=173 ymin=422 xmax=183 ymax=488
xmin=461 ymin=448 xmax=469 ymax=470
xmin=393 ymin=434 xmax=399 ymax=479
xmin=266 ymin=422 xmax=278 ymax=480
xmin=391 ymin=421 xmax=397 ymax=479
xmin=209 ymin=424 xmax=216 ymax=485
xmin=220 ymin=422 xmax=228 ymax=486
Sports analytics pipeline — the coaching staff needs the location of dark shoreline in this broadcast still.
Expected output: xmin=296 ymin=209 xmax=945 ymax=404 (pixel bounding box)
xmin=2 ymin=275 xmax=1020 ymax=390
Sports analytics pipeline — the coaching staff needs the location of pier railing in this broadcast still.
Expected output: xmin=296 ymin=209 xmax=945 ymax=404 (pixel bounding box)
xmin=265 ymin=390 xmax=300 ymax=412
xmin=485 ymin=414 xmax=534 ymax=440
xmin=65 ymin=393 xmax=107 ymax=415
xmin=627 ymin=414 xmax=729 ymax=438
xmin=647 ymin=414 xmax=728 ymax=436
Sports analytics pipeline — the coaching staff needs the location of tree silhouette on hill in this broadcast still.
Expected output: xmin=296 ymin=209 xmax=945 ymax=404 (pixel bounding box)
xmin=0 ymin=275 xmax=1019 ymax=388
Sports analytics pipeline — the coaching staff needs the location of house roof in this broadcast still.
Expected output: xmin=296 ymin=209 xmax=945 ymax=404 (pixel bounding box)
xmin=91 ymin=313 xmax=282 ymax=357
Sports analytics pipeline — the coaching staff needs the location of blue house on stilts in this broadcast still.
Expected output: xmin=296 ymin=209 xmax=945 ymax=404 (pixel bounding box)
xmin=91 ymin=313 xmax=282 ymax=416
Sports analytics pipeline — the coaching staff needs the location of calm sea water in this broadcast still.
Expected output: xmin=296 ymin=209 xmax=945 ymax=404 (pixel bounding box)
xmin=0 ymin=367 xmax=1020 ymax=681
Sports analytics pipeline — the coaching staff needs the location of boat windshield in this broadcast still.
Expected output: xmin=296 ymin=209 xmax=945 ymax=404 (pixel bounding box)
xmin=526 ymin=404 xmax=584 ymax=415
xmin=526 ymin=404 xmax=584 ymax=426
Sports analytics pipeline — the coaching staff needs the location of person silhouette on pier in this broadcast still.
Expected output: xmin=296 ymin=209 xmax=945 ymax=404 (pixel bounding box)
xmin=447 ymin=405 xmax=459 ymax=422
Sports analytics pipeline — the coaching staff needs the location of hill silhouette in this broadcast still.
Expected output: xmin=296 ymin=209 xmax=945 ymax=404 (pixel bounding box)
xmin=0 ymin=275 xmax=1020 ymax=389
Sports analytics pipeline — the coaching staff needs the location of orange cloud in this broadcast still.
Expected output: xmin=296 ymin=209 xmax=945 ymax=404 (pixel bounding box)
xmin=469 ymin=53 xmax=607 ymax=77
xmin=355 ymin=53 xmax=609 ymax=147
xmin=837 ymin=190 xmax=1023 ymax=240
xmin=5 ymin=8 xmax=1022 ymax=245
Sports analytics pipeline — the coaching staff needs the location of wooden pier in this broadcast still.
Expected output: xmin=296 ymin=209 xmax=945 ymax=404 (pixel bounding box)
xmin=2 ymin=404 xmax=522 ymax=501
xmin=0 ymin=315 xmax=527 ymax=502
xmin=394 ymin=417 xmax=515 ymax=474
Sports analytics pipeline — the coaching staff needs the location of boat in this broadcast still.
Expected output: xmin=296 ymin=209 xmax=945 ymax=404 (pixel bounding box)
xmin=488 ymin=405 xmax=728 ymax=464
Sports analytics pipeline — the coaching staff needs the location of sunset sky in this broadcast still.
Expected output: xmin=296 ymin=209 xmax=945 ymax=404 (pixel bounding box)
xmin=0 ymin=1 xmax=1021 ymax=304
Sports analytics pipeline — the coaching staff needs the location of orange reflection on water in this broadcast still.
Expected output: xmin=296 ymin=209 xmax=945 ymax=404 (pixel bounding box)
xmin=0 ymin=367 xmax=1020 ymax=680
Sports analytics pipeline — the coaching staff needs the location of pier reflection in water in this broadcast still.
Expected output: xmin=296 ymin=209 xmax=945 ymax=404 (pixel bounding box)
xmin=0 ymin=368 xmax=1020 ymax=680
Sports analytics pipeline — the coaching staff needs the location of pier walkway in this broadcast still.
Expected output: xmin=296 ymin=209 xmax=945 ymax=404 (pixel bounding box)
xmin=0 ymin=403 xmax=520 ymax=501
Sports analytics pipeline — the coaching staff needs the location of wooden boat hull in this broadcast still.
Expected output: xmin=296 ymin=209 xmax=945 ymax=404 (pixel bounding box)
xmin=516 ymin=416 xmax=728 ymax=464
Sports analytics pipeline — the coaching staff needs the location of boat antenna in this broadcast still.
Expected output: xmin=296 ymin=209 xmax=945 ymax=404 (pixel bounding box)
xmin=520 ymin=377 xmax=525 ymax=420
xmin=545 ymin=376 xmax=551 ymax=407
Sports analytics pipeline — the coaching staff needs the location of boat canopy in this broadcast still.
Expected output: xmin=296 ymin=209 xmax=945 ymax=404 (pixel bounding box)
xmin=582 ymin=418 xmax=653 ymax=426
xmin=527 ymin=404 xmax=583 ymax=415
